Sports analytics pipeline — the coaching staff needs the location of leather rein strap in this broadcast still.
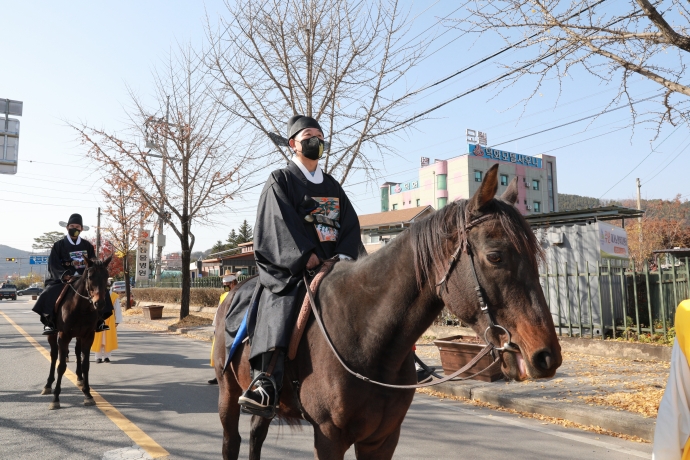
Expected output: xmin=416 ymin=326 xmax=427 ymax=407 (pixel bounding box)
xmin=303 ymin=271 xmax=501 ymax=390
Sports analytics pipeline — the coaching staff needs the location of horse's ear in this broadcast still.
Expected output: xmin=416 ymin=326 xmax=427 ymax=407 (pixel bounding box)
xmin=501 ymin=177 xmax=519 ymax=205
xmin=103 ymin=255 xmax=113 ymax=267
xmin=83 ymin=256 xmax=92 ymax=267
xmin=469 ymin=164 xmax=499 ymax=213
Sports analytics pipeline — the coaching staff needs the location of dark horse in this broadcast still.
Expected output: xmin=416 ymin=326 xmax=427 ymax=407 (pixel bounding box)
xmin=41 ymin=255 xmax=112 ymax=410
xmin=214 ymin=165 xmax=562 ymax=459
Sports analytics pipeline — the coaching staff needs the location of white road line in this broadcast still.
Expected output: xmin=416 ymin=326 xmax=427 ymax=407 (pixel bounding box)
xmin=418 ymin=398 xmax=650 ymax=459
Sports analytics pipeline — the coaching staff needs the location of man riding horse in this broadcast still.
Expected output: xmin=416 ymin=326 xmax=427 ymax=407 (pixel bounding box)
xmin=237 ymin=115 xmax=363 ymax=415
xmin=32 ymin=213 xmax=113 ymax=335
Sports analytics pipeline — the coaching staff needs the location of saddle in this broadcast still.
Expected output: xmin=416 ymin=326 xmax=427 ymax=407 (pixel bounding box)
xmin=54 ymin=276 xmax=79 ymax=313
xmin=287 ymin=258 xmax=338 ymax=360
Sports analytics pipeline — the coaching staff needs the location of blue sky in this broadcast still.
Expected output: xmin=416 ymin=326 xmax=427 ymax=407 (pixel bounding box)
xmin=1 ymin=0 xmax=687 ymax=253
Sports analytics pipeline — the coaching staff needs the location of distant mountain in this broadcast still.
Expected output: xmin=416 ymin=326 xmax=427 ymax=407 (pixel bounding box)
xmin=558 ymin=193 xmax=601 ymax=211
xmin=0 ymin=245 xmax=49 ymax=279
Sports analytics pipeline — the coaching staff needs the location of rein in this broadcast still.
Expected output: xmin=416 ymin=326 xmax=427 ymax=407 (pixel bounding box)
xmin=304 ymin=272 xmax=500 ymax=389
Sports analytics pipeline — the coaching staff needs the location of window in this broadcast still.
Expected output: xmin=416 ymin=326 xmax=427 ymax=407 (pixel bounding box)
xmin=474 ymin=171 xmax=482 ymax=182
xmin=500 ymin=174 xmax=508 ymax=186
xmin=532 ymin=180 xmax=540 ymax=191
xmin=437 ymin=197 xmax=448 ymax=209
xmin=392 ymin=204 xmax=398 ymax=210
xmin=416 ymin=199 xmax=420 ymax=207
xmin=436 ymin=174 xmax=447 ymax=190
xmin=533 ymin=201 xmax=541 ymax=213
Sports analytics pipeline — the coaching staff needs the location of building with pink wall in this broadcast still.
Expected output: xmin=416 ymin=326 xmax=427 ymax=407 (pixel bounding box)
xmin=381 ymin=144 xmax=558 ymax=215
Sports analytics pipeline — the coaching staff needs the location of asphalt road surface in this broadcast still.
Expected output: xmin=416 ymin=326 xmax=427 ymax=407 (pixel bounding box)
xmin=0 ymin=298 xmax=653 ymax=459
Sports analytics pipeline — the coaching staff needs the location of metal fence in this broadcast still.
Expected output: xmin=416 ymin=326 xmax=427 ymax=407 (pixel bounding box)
xmin=134 ymin=275 xmax=252 ymax=289
xmin=541 ymin=258 xmax=689 ymax=339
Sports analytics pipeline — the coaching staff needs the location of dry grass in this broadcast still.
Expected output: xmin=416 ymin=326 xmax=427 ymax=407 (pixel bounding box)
xmin=416 ymin=388 xmax=649 ymax=443
xmin=170 ymin=314 xmax=213 ymax=328
xmin=581 ymin=385 xmax=665 ymax=418
xmin=132 ymin=287 xmax=223 ymax=308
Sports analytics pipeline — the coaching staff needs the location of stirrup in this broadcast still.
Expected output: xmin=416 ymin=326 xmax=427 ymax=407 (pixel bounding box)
xmin=239 ymin=373 xmax=279 ymax=419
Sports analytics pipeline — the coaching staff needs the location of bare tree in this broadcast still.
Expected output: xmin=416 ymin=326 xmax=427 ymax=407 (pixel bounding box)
xmin=74 ymin=43 xmax=254 ymax=319
xmin=207 ymin=0 xmax=429 ymax=184
xmin=101 ymin=169 xmax=152 ymax=310
xmin=460 ymin=0 xmax=690 ymax=132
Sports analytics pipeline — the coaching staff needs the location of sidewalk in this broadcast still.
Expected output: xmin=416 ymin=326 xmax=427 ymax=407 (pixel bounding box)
xmin=415 ymin=340 xmax=668 ymax=442
xmin=124 ymin=310 xmax=668 ymax=442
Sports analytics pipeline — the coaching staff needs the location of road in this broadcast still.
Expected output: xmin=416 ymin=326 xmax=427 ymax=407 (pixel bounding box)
xmin=0 ymin=298 xmax=653 ymax=459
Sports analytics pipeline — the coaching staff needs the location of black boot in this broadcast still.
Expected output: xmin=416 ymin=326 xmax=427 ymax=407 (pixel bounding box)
xmin=238 ymin=349 xmax=285 ymax=418
xmin=96 ymin=319 xmax=110 ymax=332
xmin=42 ymin=315 xmax=57 ymax=335
xmin=208 ymin=377 xmax=218 ymax=385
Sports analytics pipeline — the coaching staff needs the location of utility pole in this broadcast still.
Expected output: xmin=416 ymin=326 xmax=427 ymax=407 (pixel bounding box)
xmin=96 ymin=207 xmax=101 ymax=257
xmin=636 ymin=178 xmax=643 ymax=246
xmin=155 ymin=96 xmax=170 ymax=282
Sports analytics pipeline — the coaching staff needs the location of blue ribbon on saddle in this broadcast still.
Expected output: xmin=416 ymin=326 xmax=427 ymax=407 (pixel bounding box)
xmin=224 ymin=310 xmax=249 ymax=369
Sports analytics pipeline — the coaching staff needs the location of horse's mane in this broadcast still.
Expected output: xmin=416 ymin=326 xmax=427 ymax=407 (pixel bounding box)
xmin=409 ymin=199 xmax=544 ymax=287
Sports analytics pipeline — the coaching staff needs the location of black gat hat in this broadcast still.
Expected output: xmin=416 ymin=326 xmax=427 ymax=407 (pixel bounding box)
xmin=287 ymin=115 xmax=323 ymax=140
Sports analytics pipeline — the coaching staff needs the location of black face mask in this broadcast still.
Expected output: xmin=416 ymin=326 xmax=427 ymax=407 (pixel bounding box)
xmin=68 ymin=228 xmax=80 ymax=238
xmin=300 ymin=136 xmax=324 ymax=160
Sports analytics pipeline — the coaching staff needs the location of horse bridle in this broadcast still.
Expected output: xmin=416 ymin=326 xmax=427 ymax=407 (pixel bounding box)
xmin=67 ymin=270 xmax=100 ymax=307
xmin=435 ymin=212 xmax=520 ymax=354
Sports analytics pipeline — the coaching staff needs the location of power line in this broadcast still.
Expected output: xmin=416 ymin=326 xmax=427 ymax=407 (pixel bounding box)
xmin=598 ymin=125 xmax=683 ymax=199
xmin=642 ymin=139 xmax=690 ymax=186
xmin=490 ymin=94 xmax=661 ymax=148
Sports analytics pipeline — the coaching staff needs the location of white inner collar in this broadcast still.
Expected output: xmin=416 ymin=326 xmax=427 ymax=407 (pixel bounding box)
xmin=291 ymin=156 xmax=323 ymax=184
xmin=66 ymin=234 xmax=82 ymax=246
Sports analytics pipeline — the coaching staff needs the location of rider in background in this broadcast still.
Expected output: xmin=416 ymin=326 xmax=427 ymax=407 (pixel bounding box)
xmin=654 ymin=300 xmax=690 ymax=460
xmin=32 ymin=213 xmax=113 ymax=335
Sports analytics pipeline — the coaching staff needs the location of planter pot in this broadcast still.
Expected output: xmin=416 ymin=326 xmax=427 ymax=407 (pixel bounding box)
xmin=31 ymin=295 xmax=37 ymax=300
xmin=434 ymin=335 xmax=504 ymax=382
xmin=142 ymin=305 xmax=164 ymax=320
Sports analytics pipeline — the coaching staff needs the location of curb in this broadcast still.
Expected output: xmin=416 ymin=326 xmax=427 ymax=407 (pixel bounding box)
xmin=123 ymin=317 xmax=214 ymax=341
xmin=433 ymin=381 xmax=655 ymax=441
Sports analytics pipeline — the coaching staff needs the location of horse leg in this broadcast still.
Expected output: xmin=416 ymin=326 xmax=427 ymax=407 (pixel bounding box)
xmin=353 ymin=427 xmax=401 ymax=460
xmin=42 ymin=334 xmax=58 ymax=395
xmin=219 ymin=368 xmax=242 ymax=460
xmin=248 ymin=415 xmax=271 ymax=460
xmin=75 ymin=338 xmax=84 ymax=388
xmin=50 ymin=334 xmax=69 ymax=410
xmin=313 ymin=424 xmax=349 ymax=460
xmin=80 ymin=334 xmax=96 ymax=406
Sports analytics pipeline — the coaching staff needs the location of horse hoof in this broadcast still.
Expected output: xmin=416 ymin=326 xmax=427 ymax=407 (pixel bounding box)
xmin=49 ymin=402 xmax=60 ymax=410
xmin=41 ymin=387 xmax=52 ymax=395
xmin=76 ymin=380 xmax=84 ymax=388
xmin=84 ymin=397 xmax=96 ymax=406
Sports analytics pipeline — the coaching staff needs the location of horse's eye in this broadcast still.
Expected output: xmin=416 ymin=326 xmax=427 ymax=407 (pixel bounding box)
xmin=487 ymin=253 xmax=502 ymax=264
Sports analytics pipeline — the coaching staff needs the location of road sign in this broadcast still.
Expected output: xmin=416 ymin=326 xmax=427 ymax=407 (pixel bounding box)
xmin=135 ymin=230 xmax=151 ymax=283
xmin=29 ymin=255 xmax=48 ymax=265
xmin=1 ymin=98 xmax=22 ymax=175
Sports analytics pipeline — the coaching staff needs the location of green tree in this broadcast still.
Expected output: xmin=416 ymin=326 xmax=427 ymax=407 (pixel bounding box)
xmin=32 ymin=231 xmax=64 ymax=252
xmin=211 ymin=240 xmax=227 ymax=254
xmin=236 ymin=220 xmax=253 ymax=245
xmin=226 ymin=229 xmax=238 ymax=249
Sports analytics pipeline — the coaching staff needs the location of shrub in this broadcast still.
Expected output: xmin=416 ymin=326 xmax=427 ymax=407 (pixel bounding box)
xmin=132 ymin=287 xmax=224 ymax=308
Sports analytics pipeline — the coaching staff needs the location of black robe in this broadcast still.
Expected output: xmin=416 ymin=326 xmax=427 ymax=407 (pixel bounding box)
xmin=33 ymin=236 xmax=112 ymax=319
xmin=247 ymin=160 xmax=362 ymax=360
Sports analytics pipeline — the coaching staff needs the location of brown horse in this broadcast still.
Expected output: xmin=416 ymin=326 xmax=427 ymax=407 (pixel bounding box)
xmin=214 ymin=164 xmax=562 ymax=459
xmin=41 ymin=255 xmax=112 ymax=410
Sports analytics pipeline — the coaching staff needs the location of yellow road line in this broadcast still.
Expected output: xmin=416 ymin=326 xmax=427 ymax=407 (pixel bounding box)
xmin=0 ymin=310 xmax=170 ymax=459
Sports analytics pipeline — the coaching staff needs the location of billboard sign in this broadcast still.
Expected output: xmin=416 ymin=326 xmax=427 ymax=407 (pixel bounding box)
xmin=29 ymin=255 xmax=48 ymax=265
xmin=599 ymin=222 xmax=629 ymax=260
xmin=468 ymin=144 xmax=543 ymax=169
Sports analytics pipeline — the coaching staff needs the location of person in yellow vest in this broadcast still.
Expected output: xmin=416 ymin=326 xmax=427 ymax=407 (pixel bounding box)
xmin=92 ymin=288 xmax=123 ymax=363
xmin=654 ymin=300 xmax=690 ymax=459
xmin=208 ymin=272 xmax=241 ymax=384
